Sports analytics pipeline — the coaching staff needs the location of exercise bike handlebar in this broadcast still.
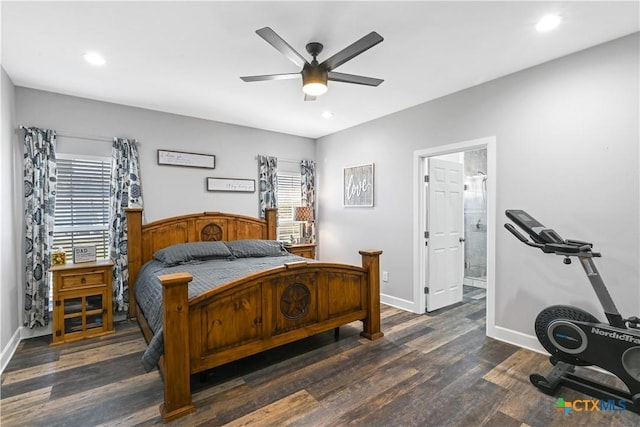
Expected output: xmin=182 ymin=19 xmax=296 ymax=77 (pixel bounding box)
xmin=504 ymin=223 xmax=544 ymax=248
xmin=505 ymin=223 xmax=599 ymax=256
xmin=504 ymin=210 xmax=600 ymax=257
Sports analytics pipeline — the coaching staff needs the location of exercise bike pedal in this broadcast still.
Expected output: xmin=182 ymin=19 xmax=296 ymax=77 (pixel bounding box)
xmin=530 ymin=362 xmax=575 ymax=395
xmin=530 ymin=373 xmax=558 ymax=395
xmin=529 ymin=362 xmax=576 ymax=395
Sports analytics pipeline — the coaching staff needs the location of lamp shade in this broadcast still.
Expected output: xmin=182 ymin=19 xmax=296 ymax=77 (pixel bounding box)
xmin=294 ymin=206 xmax=314 ymax=222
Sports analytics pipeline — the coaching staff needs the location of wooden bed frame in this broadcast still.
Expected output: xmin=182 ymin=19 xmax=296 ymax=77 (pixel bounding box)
xmin=125 ymin=208 xmax=383 ymax=422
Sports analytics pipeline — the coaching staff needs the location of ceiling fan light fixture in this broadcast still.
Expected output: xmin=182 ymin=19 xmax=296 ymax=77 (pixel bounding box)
xmin=303 ymin=82 xmax=328 ymax=96
xmin=302 ymin=65 xmax=328 ymax=96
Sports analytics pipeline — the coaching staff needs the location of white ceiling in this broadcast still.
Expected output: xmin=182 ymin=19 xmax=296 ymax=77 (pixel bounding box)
xmin=2 ymin=1 xmax=638 ymax=139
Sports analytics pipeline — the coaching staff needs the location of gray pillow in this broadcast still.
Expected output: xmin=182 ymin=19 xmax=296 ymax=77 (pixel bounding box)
xmin=153 ymin=241 xmax=233 ymax=266
xmin=224 ymin=240 xmax=288 ymax=258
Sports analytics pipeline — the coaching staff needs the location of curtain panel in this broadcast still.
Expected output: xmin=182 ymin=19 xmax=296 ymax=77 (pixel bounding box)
xmin=258 ymin=155 xmax=278 ymax=219
xmin=109 ymin=138 xmax=143 ymax=312
xmin=22 ymin=127 xmax=58 ymax=328
xmin=300 ymin=160 xmax=316 ymax=243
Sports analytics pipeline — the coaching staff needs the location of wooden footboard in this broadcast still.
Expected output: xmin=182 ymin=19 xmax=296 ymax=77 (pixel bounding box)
xmin=125 ymin=208 xmax=383 ymax=422
xmin=158 ymin=252 xmax=382 ymax=422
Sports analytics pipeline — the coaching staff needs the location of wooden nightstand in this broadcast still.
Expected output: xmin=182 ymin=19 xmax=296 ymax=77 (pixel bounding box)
xmin=50 ymin=260 xmax=115 ymax=346
xmin=286 ymin=243 xmax=316 ymax=259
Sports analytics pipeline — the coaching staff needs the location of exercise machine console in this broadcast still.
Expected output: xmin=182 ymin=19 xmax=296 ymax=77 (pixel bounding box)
xmin=505 ymin=209 xmax=640 ymax=413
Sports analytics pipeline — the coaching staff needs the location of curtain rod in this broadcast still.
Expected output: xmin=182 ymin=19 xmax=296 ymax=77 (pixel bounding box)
xmin=57 ymin=131 xmax=113 ymax=143
xmin=255 ymin=156 xmax=303 ymax=163
xmin=58 ymin=130 xmax=141 ymax=144
xmin=17 ymin=127 xmax=140 ymax=144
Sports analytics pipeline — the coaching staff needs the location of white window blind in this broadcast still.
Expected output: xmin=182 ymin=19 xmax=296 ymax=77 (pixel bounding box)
xmin=53 ymin=156 xmax=111 ymax=260
xmin=276 ymin=171 xmax=302 ymax=242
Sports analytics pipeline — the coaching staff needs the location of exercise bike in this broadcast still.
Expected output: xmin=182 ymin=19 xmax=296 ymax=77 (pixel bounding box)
xmin=504 ymin=209 xmax=640 ymax=413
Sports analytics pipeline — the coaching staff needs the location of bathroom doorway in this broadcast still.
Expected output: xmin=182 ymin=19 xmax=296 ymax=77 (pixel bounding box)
xmin=462 ymin=149 xmax=488 ymax=289
xmin=413 ymin=136 xmax=496 ymax=334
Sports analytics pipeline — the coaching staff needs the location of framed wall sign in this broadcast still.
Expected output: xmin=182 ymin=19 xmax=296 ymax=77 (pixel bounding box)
xmin=343 ymin=163 xmax=374 ymax=207
xmin=207 ymin=177 xmax=256 ymax=192
xmin=73 ymin=245 xmax=97 ymax=263
xmin=157 ymin=149 xmax=215 ymax=169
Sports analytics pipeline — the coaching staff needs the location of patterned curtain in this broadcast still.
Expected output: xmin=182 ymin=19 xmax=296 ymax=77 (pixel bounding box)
xmin=258 ymin=155 xmax=278 ymax=219
xmin=109 ymin=138 xmax=143 ymax=313
xmin=22 ymin=127 xmax=57 ymax=328
xmin=301 ymin=160 xmax=316 ymax=243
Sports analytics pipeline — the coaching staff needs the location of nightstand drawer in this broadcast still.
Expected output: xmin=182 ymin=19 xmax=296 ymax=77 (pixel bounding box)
xmin=60 ymin=270 xmax=107 ymax=289
xmin=293 ymin=247 xmax=314 ymax=258
xmin=286 ymin=244 xmax=316 ymax=259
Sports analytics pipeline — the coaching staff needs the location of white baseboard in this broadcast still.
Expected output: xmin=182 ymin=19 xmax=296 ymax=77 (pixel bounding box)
xmin=1 ymin=327 xmax=21 ymax=375
xmin=20 ymin=324 xmax=52 ymax=340
xmin=381 ymin=293 xmax=420 ymax=313
xmin=489 ymin=324 xmax=546 ymax=355
xmin=1 ymin=324 xmax=51 ymax=375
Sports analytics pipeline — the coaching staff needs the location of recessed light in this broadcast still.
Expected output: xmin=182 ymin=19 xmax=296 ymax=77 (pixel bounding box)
xmin=321 ymin=111 xmax=333 ymax=119
xmin=536 ymin=14 xmax=562 ymax=32
xmin=83 ymin=52 xmax=106 ymax=66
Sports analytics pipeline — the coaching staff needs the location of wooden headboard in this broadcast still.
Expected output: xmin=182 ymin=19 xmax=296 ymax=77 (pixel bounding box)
xmin=125 ymin=207 xmax=277 ymax=318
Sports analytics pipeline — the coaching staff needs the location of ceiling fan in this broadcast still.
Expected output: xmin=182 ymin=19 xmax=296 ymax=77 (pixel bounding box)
xmin=240 ymin=27 xmax=384 ymax=101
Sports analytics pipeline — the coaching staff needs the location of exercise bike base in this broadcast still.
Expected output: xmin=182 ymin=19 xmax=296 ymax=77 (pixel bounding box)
xmin=531 ymin=361 xmax=640 ymax=415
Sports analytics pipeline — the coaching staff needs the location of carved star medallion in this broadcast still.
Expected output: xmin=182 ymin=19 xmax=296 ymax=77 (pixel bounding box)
xmin=280 ymin=283 xmax=310 ymax=320
xmin=201 ymin=223 xmax=223 ymax=241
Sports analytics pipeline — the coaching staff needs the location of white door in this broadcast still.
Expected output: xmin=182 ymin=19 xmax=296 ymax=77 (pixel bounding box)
xmin=425 ymin=158 xmax=464 ymax=312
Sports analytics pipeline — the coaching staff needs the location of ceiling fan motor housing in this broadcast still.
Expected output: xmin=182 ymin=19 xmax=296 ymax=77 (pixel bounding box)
xmin=302 ymin=62 xmax=328 ymax=86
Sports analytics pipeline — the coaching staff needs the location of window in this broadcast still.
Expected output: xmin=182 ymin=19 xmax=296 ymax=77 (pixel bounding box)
xmin=53 ymin=155 xmax=112 ymax=261
xmin=276 ymin=170 xmax=302 ymax=242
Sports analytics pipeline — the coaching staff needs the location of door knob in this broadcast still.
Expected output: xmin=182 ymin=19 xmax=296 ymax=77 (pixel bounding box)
xmin=459 ymin=237 xmax=465 ymax=243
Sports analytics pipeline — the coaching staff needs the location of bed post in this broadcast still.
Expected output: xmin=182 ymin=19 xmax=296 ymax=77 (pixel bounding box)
xmin=359 ymin=250 xmax=384 ymax=340
xmin=126 ymin=207 xmax=143 ymax=319
xmin=158 ymin=272 xmax=196 ymax=422
xmin=265 ymin=208 xmax=277 ymax=240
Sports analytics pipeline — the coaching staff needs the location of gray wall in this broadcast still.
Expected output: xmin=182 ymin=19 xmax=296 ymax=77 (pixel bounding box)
xmin=0 ymin=67 xmax=20 ymax=370
xmin=317 ymin=34 xmax=639 ymax=349
xmin=3 ymin=33 xmax=638 ymax=361
xmin=8 ymin=88 xmax=314 ymax=346
xmin=15 ymin=89 xmax=315 ymax=223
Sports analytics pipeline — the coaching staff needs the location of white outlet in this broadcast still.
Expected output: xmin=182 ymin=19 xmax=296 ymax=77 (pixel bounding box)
xmin=382 ymin=271 xmax=389 ymax=282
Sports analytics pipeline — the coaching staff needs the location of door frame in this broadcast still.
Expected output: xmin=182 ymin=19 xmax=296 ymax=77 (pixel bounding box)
xmin=413 ymin=136 xmax=496 ymax=336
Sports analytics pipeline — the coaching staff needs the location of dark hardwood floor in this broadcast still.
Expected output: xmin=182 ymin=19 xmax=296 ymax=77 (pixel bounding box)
xmin=1 ymin=287 xmax=638 ymax=426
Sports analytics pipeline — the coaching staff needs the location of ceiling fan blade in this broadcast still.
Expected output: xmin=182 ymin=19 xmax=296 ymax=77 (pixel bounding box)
xmin=304 ymin=94 xmax=316 ymax=101
xmin=328 ymin=71 xmax=383 ymax=86
xmin=240 ymin=73 xmax=300 ymax=82
xmin=320 ymin=32 xmax=383 ymax=71
xmin=256 ymin=27 xmax=308 ymax=68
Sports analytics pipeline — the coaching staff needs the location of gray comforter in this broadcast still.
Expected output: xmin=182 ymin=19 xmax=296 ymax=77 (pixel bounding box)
xmin=135 ymin=254 xmax=307 ymax=371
